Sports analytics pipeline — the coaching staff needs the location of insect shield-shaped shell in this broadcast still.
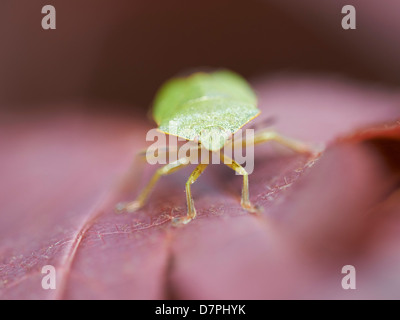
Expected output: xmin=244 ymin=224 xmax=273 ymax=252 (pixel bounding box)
xmin=152 ymin=70 xmax=260 ymax=151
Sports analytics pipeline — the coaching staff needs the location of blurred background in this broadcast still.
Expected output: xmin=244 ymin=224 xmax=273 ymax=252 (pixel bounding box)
xmin=1 ymin=0 xmax=399 ymax=115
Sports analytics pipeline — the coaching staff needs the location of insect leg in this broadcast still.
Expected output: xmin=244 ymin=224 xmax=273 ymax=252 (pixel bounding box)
xmin=172 ymin=163 xmax=208 ymax=225
xmin=220 ymin=153 xmax=259 ymax=213
xmin=231 ymin=129 xmax=315 ymax=154
xmin=115 ymin=157 xmax=190 ymax=214
xmin=136 ymin=145 xmax=177 ymax=162
xmin=138 ymin=144 xmax=202 ymax=162
xmin=252 ymin=130 xmax=312 ymax=153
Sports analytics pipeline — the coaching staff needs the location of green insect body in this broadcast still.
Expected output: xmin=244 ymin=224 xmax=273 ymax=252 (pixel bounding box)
xmin=117 ymin=69 xmax=311 ymax=225
xmin=153 ymin=70 xmax=260 ymax=151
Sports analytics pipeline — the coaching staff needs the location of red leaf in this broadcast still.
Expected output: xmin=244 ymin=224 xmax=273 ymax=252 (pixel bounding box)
xmin=1 ymin=75 xmax=400 ymax=299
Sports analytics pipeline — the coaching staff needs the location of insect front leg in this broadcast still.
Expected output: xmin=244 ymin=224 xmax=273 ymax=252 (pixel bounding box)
xmin=219 ymin=153 xmax=259 ymax=213
xmin=172 ymin=163 xmax=208 ymax=226
xmin=115 ymin=157 xmax=190 ymax=214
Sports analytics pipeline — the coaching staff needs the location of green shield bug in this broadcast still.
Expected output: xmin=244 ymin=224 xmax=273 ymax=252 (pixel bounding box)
xmin=116 ymin=70 xmax=312 ymax=225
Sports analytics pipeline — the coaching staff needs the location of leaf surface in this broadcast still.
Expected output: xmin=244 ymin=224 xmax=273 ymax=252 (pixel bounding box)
xmin=1 ymin=75 xmax=400 ymax=299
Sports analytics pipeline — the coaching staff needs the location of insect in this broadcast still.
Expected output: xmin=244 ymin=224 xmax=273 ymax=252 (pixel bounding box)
xmin=116 ymin=70 xmax=311 ymax=225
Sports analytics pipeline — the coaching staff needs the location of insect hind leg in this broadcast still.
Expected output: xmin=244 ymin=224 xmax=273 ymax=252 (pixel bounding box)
xmin=252 ymin=130 xmax=316 ymax=154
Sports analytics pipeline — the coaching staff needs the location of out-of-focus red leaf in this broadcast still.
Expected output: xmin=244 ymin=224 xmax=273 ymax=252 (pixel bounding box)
xmin=1 ymin=75 xmax=400 ymax=299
